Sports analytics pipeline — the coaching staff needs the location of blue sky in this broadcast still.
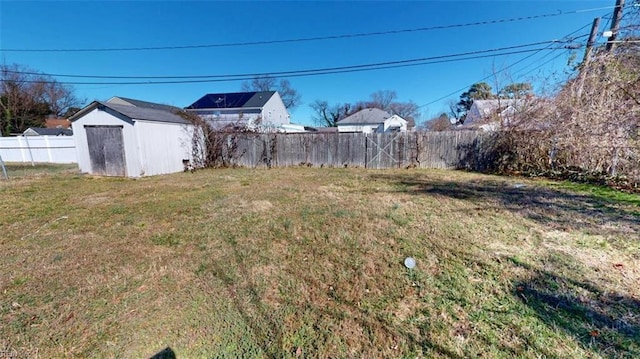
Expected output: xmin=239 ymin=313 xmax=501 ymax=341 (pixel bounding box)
xmin=0 ymin=1 xmax=622 ymax=125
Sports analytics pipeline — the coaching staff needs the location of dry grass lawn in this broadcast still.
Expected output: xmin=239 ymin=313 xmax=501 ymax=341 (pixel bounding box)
xmin=1 ymin=165 xmax=638 ymax=358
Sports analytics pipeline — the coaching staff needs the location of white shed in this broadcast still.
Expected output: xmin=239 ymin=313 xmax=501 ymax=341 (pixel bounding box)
xmin=70 ymin=99 xmax=194 ymax=177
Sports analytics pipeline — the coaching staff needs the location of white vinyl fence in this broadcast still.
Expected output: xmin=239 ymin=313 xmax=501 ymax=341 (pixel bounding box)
xmin=0 ymin=136 xmax=77 ymax=164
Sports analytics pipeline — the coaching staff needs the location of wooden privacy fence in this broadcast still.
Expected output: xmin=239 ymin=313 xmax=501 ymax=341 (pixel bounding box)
xmin=220 ymin=131 xmax=496 ymax=170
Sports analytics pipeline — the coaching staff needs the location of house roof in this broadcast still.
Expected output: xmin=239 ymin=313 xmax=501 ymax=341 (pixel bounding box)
xmin=336 ymin=108 xmax=393 ymax=125
xmin=107 ymin=96 xmax=182 ymax=113
xmin=23 ymin=127 xmax=73 ymax=136
xmin=473 ymin=99 xmax=521 ymax=113
xmin=44 ymin=118 xmax=71 ymax=129
xmin=465 ymin=99 xmax=529 ymax=126
xmin=69 ymin=100 xmax=189 ymax=124
xmin=186 ymin=91 xmax=276 ymax=109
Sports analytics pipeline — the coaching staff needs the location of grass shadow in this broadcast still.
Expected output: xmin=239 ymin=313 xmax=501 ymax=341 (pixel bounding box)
xmin=149 ymin=346 xmax=176 ymax=359
xmin=370 ymin=172 xmax=639 ymax=237
xmin=510 ymin=258 xmax=640 ymax=358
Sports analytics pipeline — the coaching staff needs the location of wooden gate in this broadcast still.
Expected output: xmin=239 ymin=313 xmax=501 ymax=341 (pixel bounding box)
xmin=85 ymin=125 xmax=126 ymax=176
xmin=365 ymin=132 xmax=408 ymax=169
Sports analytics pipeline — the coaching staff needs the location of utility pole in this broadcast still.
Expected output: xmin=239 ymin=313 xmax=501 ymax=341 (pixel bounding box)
xmin=578 ymin=17 xmax=600 ymax=96
xmin=606 ymin=0 xmax=625 ymax=52
xmin=583 ymin=17 xmax=601 ymax=67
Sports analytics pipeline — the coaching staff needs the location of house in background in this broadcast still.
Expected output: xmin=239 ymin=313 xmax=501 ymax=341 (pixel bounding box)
xmin=70 ymin=97 xmax=193 ymax=177
xmin=279 ymin=123 xmax=318 ymax=133
xmin=23 ymin=127 xmax=73 ymax=136
xmin=463 ymin=99 xmax=526 ymax=131
xmin=45 ymin=117 xmax=72 ymax=129
xmin=336 ymin=108 xmax=408 ymax=134
xmin=185 ymin=91 xmax=290 ymax=131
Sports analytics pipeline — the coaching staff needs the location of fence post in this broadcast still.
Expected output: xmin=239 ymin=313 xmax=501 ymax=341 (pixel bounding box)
xmin=45 ymin=136 xmax=53 ymax=162
xmin=23 ymin=136 xmax=35 ymax=166
xmin=364 ymin=134 xmax=368 ymax=168
xmin=0 ymin=154 xmax=8 ymax=180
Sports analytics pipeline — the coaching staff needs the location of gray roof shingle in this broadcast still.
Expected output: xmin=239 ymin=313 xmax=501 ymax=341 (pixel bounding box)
xmin=70 ymin=99 xmax=189 ymax=125
xmin=108 ymin=96 xmax=182 ymax=112
xmin=336 ymin=108 xmax=392 ymax=125
xmin=99 ymin=102 xmax=188 ymax=124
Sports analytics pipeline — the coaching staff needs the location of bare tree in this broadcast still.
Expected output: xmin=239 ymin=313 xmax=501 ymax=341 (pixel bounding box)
xmin=489 ymin=46 xmax=640 ymax=186
xmin=241 ymin=75 xmax=302 ymax=110
xmin=1 ymin=66 xmax=50 ymax=135
xmin=448 ymin=99 xmax=464 ymax=124
xmin=387 ymin=101 xmax=420 ymax=122
xmin=369 ymin=90 xmax=397 ymax=110
xmin=40 ymin=81 xmax=83 ymax=117
xmin=1 ymin=64 xmax=83 ymax=135
xmin=177 ymin=110 xmax=251 ymax=169
xmin=309 ymin=100 xmax=351 ymax=127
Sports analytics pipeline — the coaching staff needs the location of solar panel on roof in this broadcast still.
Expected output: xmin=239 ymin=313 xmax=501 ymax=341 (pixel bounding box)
xmin=186 ymin=91 xmax=275 ymax=109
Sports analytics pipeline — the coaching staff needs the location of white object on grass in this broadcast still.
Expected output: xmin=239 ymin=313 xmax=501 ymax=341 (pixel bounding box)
xmin=404 ymin=257 xmax=416 ymax=269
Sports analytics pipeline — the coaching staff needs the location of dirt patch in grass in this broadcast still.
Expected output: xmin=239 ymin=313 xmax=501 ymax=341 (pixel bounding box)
xmin=1 ymin=167 xmax=638 ymax=358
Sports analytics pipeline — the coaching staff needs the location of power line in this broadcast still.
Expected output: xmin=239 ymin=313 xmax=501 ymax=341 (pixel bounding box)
xmin=1 ymin=48 xmax=572 ymax=86
xmin=417 ymin=48 xmax=559 ymax=109
xmin=0 ymin=5 xmax=616 ymax=53
xmin=513 ymin=48 xmax=573 ymax=80
xmin=420 ymin=47 xmax=573 ymax=109
xmin=3 ymin=39 xmax=578 ymax=82
xmin=418 ymin=22 xmax=594 ymax=108
xmin=507 ymin=21 xmax=594 ymax=76
xmin=418 ymin=49 xmax=571 ymax=111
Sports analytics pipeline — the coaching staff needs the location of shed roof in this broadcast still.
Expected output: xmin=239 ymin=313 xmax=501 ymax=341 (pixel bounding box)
xmin=336 ymin=108 xmax=392 ymax=125
xmin=70 ymin=100 xmax=189 ymax=124
xmin=107 ymin=96 xmax=182 ymax=112
xmin=186 ymin=91 xmax=276 ymax=109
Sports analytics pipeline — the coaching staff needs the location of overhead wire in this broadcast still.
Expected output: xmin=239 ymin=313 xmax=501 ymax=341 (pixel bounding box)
xmin=512 ymin=48 xmax=574 ymax=81
xmin=2 ymin=39 xmax=580 ymax=85
xmin=2 ymin=47 xmax=573 ymax=86
xmin=416 ymin=47 xmax=566 ymax=109
xmin=0 ymin=5 xmax=618 ymax=53
xmin=418 ymin=21 xmax=594 ymax=108
xmin=507 ymin=19 xmax=599 ymax=78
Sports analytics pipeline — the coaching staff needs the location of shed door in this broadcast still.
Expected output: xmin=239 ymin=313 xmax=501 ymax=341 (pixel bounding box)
xmin=85 ymin=125 xmax=126 ymax=176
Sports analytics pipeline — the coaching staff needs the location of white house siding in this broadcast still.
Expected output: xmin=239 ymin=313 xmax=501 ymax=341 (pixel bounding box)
xmin=199 ymin=109 xmax=262 ymax=128
xmin=134 ymin=120 xmax=193 ymax=176
xmin=72 ymin=107 xmax=140 ymax=177
xmin=261 ymin=93 xmax=290 ymax=126
xmin=279 ymin=123 xmax=307 ymax=133
xmin=382 ymin=115 xmax=408 ymax=132
xmin=338 ymin=124 xmax=380 ymax=133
